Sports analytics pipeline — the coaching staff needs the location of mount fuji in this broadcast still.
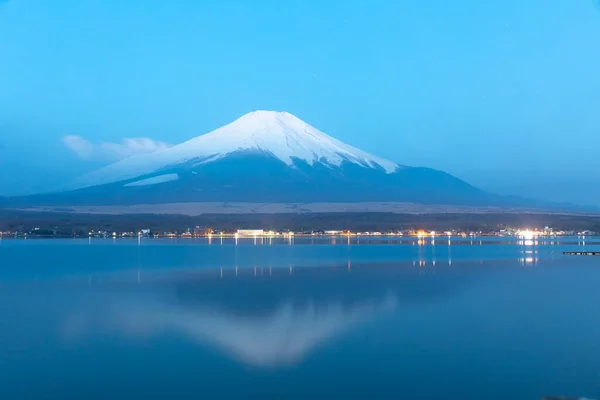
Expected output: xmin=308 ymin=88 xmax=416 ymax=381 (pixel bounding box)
xmin=14 ymin=111 xmax=522 ymax=207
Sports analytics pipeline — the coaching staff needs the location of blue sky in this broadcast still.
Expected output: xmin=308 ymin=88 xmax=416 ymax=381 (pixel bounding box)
xmin=1 ymin=0 xmax=600 ymax=203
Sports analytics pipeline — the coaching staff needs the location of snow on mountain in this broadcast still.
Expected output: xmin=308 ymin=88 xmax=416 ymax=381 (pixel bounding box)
xmin=123 ymin=174 xmax=179 ymax=187
xmin=69 ymin=111 xmax=399 ymax=190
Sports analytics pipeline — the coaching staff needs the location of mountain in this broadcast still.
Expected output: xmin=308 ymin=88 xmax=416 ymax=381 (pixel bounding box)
xmin=8 ymin=111 xmax=527 ymax=207
xmin=68 ymin=110 xmax=399 ymax=190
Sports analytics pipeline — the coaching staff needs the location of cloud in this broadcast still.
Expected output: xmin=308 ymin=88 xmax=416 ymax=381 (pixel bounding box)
xmin=62 ymin=135 xmax=172 ymax=162
xmin=100 ymin=138 xmax=172 ymax=159
xmin=62 ymin=135 xmax=96 ymax=160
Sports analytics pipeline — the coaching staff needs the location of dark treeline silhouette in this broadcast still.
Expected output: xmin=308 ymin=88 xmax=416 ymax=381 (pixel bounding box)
xmin=1 ymin=209 xmax=600 ymax=235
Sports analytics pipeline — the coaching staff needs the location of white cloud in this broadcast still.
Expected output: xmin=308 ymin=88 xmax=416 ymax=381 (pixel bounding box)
xmin=62 ymin=135 xmax=96 ymax=160
xmin=62 ymin=135 xmax=172 ymax=162
xmin=99 ymin=138 xmax=171 ymax=159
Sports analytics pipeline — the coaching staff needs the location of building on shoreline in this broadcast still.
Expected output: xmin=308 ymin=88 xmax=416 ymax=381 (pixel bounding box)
xmin=236 ymin=229 xmax=265 ymax=236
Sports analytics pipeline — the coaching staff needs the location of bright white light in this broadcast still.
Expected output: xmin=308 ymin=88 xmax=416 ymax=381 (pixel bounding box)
xmin=517 ymin=230 xmax=537 ymax=240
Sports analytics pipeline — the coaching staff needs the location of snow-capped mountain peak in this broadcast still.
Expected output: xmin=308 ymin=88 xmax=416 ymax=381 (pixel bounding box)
xmin=69 ymin=111 xmax=399 ymax=189
xmin=185 ymin=110 xmax=397 ymax=171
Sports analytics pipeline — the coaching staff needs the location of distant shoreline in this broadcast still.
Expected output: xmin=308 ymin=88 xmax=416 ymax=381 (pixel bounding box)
xmin=11 ymin=201 xmax=600 ymax=216
xmin=2 ymin=208 xmax=600 ymax=235
xmin=2 ymin=235 xmax=599 ymax=241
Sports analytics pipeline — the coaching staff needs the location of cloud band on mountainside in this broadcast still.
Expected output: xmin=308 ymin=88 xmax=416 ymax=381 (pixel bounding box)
xmin=62 ymin=135 xmax=171 ymax=162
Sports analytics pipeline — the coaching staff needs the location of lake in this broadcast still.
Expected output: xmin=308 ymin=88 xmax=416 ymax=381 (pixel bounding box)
xmin=1 ymin=237 xmax=599 ymax=399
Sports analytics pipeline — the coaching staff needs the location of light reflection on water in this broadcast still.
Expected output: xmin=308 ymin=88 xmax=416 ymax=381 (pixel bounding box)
xmin=64 ymin=286 xmax=398 ymax=367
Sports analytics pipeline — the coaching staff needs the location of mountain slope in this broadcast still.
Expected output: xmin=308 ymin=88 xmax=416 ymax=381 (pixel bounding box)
xmin=5 ymin=110 xmax=530 ymax=207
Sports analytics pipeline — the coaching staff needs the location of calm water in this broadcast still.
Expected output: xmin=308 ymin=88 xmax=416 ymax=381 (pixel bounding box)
xmin=1 ymin=237 xmax=600 ymax=399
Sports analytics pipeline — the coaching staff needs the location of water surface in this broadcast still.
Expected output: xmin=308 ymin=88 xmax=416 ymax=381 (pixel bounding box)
xmin=1 ymin=238 xmax=599 ymax=399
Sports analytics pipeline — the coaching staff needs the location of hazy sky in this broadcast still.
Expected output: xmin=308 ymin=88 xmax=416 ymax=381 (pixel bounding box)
xmin=1 ymin=0 xmax=600 ymax=203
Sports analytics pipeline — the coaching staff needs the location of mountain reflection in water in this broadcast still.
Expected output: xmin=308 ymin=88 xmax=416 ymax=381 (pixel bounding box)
xmin=60 ymin=263 xmax=476 ymax=366
xmin=4 ymin=255 xmax=600 ymax=399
